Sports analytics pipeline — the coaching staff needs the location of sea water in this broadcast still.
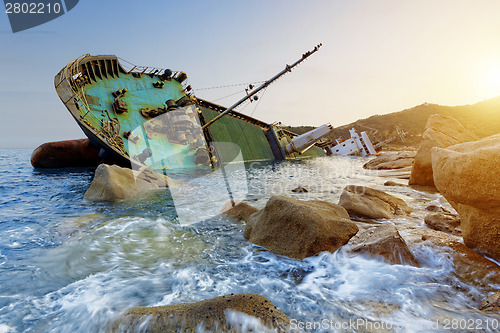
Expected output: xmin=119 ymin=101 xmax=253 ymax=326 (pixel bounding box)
xmin=0 ymin=148 xmax=498 ymax=332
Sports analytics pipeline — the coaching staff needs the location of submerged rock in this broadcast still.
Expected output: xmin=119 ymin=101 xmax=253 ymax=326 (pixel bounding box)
xmin=409 ymin=114 xmax=478 ymax=187
xmin=338 ymin=185 xmax=412 ymax=219
xmin=222 ymin=202 xmax=259 ymax=222
xmin=291 ymin=186 xmax=309 ymax=193
xmin=424 ymin=212 xmax=461 ymax=236
xmin=363 ymin=151 xmax=416 ymax=170
xmin=114 ymin=293 xmax=290 ymax=333
xmin=30 ymin=138 xmax=101 ymax=168
xmin=84 ymin=164 xmax=170 ymax=201
xmin=347 ymin=223 xmax=419 ymax=266
xmin=244 ymin=196 xmax=358 ymax=259
xmin=415 ymin=232 xmax=500 ymax=289
xmin=480 ymin=292 xmax=500 ymax=313
xmin=383 ymin=181 xmax=406 ymax=187
xmin=432 ymin=134 xmax=500 ymax=261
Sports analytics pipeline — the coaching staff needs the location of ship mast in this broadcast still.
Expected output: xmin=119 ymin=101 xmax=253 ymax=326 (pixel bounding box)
xmin=201 ymin=43 xmax=323 ymax=130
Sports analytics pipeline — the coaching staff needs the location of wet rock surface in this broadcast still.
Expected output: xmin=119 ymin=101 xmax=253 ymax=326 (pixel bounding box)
xmin=347 ymin=223 xmax=419 ymax=266
xmin=480 ymin=292 xmax=500 ymax=313
xmin=84 ymin=164 xmax=170 ymax=201
xmin=114 ymin=293 xmax=290 ymax=333
xmin=424 ymin=212 xmax=461 ymax=236
xmin=222 ymin=202 xmax=259 ymax=222
xmin=363 ymin=151 xmax=416 ymax=170
xmin=432 ymin=134 xmax=500 ymax=261
xmin=383 ymin=181 xmax=406 ymax=187
xmin=425 ymin=205 xmax=451 ymax=213
xmin=244 ymin=195 xmax=358 ymax=259
xmin=409 ymin=114 xmax=478 ymax=187
xmin=291 ymin=186 xmax=309 ymax=193
xmin=338 ymin=185 xmax=412 ymax=219
xmin=409 ymin=231 xmax=500 ymax=289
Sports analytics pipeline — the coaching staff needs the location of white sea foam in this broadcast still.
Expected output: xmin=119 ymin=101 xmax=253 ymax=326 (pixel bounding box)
xmin=1 ymin=153 xmax=499 ymax=332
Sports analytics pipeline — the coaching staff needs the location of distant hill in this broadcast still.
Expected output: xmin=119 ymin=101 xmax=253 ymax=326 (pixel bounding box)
xmin=286 ymin=96 xmax=500 ymax=148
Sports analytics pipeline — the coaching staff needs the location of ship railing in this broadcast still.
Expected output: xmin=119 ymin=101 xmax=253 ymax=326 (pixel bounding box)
xmin=116 ymin=57 xmax=192 ymax=96
xmin=117 ymin=57 xmax=180 ymax=78
xmin=54 ymin=54 xmax=102 ymax=130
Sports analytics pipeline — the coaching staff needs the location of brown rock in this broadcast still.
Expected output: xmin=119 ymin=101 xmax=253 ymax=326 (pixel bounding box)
xmin=409 ymin=114 xmax=478 ymax=187
xmin=347 ymin=224 xmax=419 ymax=266
xmin=31 ymin=138 xmax=101 ymax=168
xmin=425 ymin=205 xmax=451 ymax=213
xmin=84 ymin=164 xmax=170 ymax=201
xmin=244 ymin=196 xmax=358 ymax=259
xmin=291 ymin=187 xmax=309 ymax=193
xmin=480 ymin=292 xmax=500 ymax=312
xmin=432 ymin=134 xmax=500 ymax=261
xmin=377 ymin=167 xmax=413 ymax=179
xmin=338 ymin=185 xmax=412 ymax=219
xmin=383 ymin=181 xmax=406 ymax=187
xmin=413 ymin=231 xmax=500 ymax=289
xmin=222 ymin=202 xmax=259 ymax=222
xmin=363 ymin=151 xmax=416 ymax=170
xmin=424 ymin=212 xmax=461 ymax=236
xmin=114 ymin=293 xmax=290 ymax=333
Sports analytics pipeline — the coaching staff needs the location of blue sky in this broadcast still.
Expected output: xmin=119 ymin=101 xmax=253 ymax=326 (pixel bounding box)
xmin=2 ymin=0 xmax=500 ymax=148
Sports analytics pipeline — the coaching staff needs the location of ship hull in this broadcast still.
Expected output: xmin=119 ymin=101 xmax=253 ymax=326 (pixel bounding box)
xmin=54 ymin=54 xmax=327 ymax=172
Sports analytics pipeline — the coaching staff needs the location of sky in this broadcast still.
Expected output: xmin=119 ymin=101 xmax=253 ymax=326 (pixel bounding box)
xmin=2 ymin=0 xmax=500 ymax=148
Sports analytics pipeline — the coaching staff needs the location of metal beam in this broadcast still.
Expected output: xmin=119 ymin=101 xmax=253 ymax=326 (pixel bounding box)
xmin=201 ymin=43 xmax=322 ymax=130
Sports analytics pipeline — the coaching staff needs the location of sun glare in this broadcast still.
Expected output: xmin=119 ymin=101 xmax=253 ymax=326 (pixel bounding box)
xmin=482 ymin=65 xmax=500 ymax=98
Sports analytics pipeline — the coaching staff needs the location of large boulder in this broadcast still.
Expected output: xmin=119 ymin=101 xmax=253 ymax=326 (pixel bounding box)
xmin=84 ymin=164 xmax=170 ymax=201
xmin=31 ymin=138 xmax=101 ymax=168
xmin=338 ymin=185 xmax=412 ymax=219
xmin=346 ymin=223 xmax=419 ymax=266
xmin=244 ymin=196 xmax=358 ymax=259
xmin=363 ymin=151 xmax=416 ymax=170
xmin=432 ymin=134 xmax=500 ymax=261
xmin=114 ymin=293 xmax=290 ymax=332
xmin=409 ymin=114 xmax=478 ymax=187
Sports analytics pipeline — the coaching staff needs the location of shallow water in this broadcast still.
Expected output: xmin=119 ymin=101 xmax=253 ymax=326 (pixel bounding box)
xmin=0 ymin=149 xmax=499 ymax=332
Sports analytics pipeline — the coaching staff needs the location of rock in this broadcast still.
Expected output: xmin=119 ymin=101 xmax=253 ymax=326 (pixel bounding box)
xmin=222 ymin=202 xmax=259 ymax=222
xmin=244 ymin=196 xmax=358 ymax=259
xmin=424 ymin=212 xmax=461 ymax=235
xmin=347 ymin=224 xmax=419 ymax=266
xmin=291 ymin=186 xmax=308 ymax=193
xmin=84 ymin=164 xmax=170 ymax=201
xmin=338 ymin=185 xmax=412 ymax=219
xmin=432 ymin=134 xmax=500 ymax=261
xmin=376 ymin=166 xmax=412 ymax=179
xmin=363 ymin=151 xmax=416 ymax=170
xmin=114 ymin=293 xmax=290 ymax=333
xmin=425 ymin=205 xmax=450 ymax=213
xmin=413 ymin=231 xmax=500 ymax=289
xmin=31 ymin=138 xmax=101 ymax=168
xmin=409 ymin=114 xmax=478 ymax=187
xmin=480 ymin=292 xmax=500 ymax=312
xmin=57 ymin=213 xmax=105 ymax=238
xmin=383 ymin=181 xmax=406 ymax=187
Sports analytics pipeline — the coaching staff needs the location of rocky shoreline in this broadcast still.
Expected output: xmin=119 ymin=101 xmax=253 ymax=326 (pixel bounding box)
xmin=77 ymin=114 xmax=499 ymax=331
